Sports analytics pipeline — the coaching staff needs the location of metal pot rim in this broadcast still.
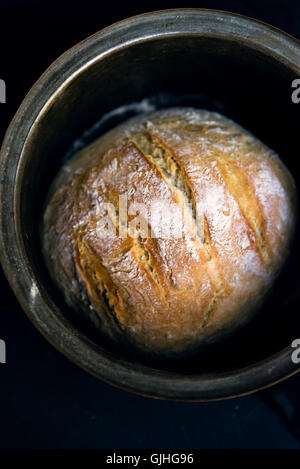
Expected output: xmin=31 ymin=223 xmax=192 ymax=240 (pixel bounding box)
xmin=1 ymin=8 xmax=300 ymax=401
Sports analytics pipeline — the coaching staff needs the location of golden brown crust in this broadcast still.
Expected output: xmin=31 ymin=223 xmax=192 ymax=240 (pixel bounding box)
xmin=41 ymin=108 xmax=296 ymax=357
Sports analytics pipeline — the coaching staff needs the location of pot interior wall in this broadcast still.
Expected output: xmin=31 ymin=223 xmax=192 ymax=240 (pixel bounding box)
xmin=17 ymin=35 xmax=300 ymax=373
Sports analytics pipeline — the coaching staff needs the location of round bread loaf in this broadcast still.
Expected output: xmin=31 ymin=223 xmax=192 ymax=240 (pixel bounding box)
xmin=41 ymin=108 xmax=296 ymax=357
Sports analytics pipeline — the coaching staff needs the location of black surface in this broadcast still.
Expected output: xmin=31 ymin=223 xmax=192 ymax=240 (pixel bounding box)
xmin=1 ymin=0 xmax=300 ymax=449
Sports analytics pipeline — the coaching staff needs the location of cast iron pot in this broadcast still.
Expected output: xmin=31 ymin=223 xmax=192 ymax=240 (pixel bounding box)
xmin=1 ymin=9 xmax=300 ymax=400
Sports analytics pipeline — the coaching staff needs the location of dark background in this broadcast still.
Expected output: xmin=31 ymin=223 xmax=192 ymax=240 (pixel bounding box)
xmin=1 ymin=0 xmax=300 ymax=449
